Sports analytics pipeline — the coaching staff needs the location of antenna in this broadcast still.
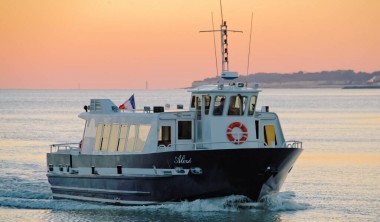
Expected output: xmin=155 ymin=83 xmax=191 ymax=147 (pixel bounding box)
xmin=219 ymin=0 xmax=224 ymax=23
xmin=211 ymin=12 xmax=219 ymax=77
xmin=246 ymin=12 xmax=253 ymax=76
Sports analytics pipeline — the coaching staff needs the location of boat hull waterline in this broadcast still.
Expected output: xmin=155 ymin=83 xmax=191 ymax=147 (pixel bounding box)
xmin=47 ymin=148 xmax=302 ymax=205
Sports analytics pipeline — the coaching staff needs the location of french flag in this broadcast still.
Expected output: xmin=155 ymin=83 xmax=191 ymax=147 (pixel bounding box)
xmin=119 ymin=94 xmax=136 ymax=111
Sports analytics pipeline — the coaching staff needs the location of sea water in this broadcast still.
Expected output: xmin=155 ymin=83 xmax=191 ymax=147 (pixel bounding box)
xmin=0 ymin=89 xmax=379 ymax=221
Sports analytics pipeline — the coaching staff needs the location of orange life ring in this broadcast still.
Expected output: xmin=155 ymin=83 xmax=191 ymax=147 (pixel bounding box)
xmin=226 ymin=122 xmax=248 ymax=144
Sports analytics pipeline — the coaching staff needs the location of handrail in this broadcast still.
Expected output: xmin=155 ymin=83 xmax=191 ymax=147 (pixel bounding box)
xmin=50 ymin=143 xmax=80 ymax=153
xmin=157 ymin=140 xmax=245 ymax=151
xmin=50 ymin=140 xmax=302 ymax=154
xmin=156 ymin=140 xmax=262 ymax=151
xmin=283 ymin=140 xmax=303 ymax=149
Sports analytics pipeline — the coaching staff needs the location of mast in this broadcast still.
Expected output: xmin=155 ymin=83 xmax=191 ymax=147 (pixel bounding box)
xmin=221 ymin=21 xmax=228 ymax=74
xmin=200 ymin=21 xmax=242 ymax=80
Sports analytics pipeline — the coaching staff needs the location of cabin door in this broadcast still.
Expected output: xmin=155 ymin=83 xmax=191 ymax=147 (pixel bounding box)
xmin=158 ymin=120 xmax=176 ymax=149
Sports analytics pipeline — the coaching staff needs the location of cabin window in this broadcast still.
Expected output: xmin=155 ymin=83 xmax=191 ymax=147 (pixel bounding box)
xmin=117 ymin=124 xmax=128 ymax=152
xmin=264 ymin=125 xmax=277 ymax=146
xmin=178 ymin=121 xmax=192 ymax=140
xmin=213 ymin=96 xmax=226 ymax=116
xmin=94 ymin=124 xmax=104 ymax=151
xmin=158 ymin=126 xmax=171 ymax=147
xmin=228 ymin=95 xmax=247 ymax=116
xmin=135 ymin=125 xmax=151 ymax=152
xmin=248 ymin=96 xmax=257 ymax=115
xmin=204 ymin=95 xmax=211 ymax=115
xmin=191 ymin=95 xmax=202 ymax=109
xmin=126 ymin=124 xmax=136 ymax=152
xmin=101 ymin=124 xmax=111 ymax=151
xmin=108 ymin=124 xmax=120 ymax=152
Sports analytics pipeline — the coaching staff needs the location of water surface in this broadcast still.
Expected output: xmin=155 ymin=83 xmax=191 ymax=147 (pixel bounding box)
xmin=0 ymin=88 xmax=379 ymax=221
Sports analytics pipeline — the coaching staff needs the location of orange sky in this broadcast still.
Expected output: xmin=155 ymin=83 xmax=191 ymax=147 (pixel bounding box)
xmin=1 ymin=0 xmax=379 ymax=89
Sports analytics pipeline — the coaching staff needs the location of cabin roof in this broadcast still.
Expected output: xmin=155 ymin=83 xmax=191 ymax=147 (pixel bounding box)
xmin=188 ymin=84 xmax=260 ymax=94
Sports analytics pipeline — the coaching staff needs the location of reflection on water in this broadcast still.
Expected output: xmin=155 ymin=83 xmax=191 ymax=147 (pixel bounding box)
xmin=299 ymin=153 xmax=380 ymax=166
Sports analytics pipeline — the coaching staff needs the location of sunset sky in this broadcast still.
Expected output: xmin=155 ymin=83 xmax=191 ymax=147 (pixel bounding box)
xmin=1 ymin=0 xmax=379 ymax=89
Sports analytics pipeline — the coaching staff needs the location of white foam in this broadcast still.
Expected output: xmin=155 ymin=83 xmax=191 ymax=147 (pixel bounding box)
xmin=0 ymin=195 xmax=245 ymax=211
xmin=161 ymin=195 xmax=248 ymax=212
xmin=0 ymin=197 xmax=123 ymax=210
xmin=0 ymin=190 xmax=50 ymax=200
xmin=259 ymin=191 xmax=310 ymax=211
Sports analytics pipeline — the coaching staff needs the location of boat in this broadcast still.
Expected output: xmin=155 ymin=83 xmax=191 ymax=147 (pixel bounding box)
xmin=46 ymin=14 xmax=303 ymax=206
xmin=343 ymin=76 xmax=380 ymax=89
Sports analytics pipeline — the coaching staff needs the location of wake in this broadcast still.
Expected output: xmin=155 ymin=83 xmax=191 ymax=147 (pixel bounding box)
xmin=0 ymin=190 xmax=309 ymax=212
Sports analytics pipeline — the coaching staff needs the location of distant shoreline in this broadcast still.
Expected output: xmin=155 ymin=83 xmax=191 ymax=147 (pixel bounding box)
xmin=342 ymin=85 xmax=380 ymax=89
xmin=192 ymin=70 xmax=380 ymax=89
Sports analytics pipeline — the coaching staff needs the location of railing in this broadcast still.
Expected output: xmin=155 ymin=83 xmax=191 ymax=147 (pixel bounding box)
xmin=50 ymin=143 xmax=80 ymax=153
xmin=156 ymin=140 xmax=262 ymax=152
xmin=283 ymin=140 xmax=303 ymax=149
xmin=158 ymin=140 xmax=303 ymax=151
xmin=50 ymin=140 xmax=302 ymax=154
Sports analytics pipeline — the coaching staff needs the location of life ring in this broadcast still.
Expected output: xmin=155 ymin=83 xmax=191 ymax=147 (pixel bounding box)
xmin=226 ymin=122 xmax=248 ymax=144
